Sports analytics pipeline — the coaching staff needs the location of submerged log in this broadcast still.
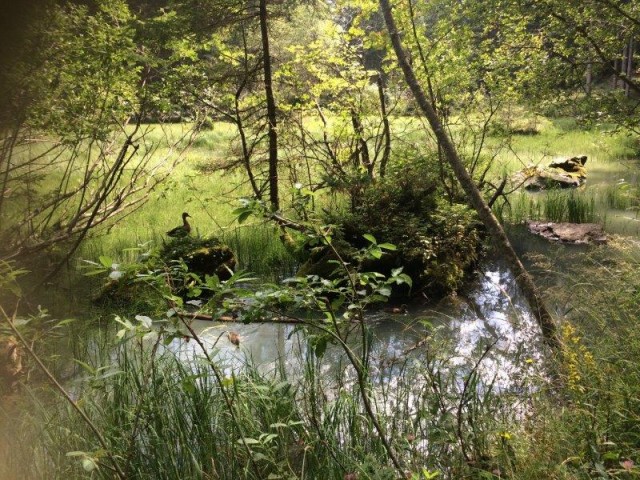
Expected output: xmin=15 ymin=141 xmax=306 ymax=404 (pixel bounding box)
xmin=527 ymin=221 xmax=607 ymax=245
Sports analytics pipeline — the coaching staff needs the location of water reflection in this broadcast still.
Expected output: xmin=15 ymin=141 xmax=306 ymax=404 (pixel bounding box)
xmin=165 ymin=262 xmax=545 ymax=392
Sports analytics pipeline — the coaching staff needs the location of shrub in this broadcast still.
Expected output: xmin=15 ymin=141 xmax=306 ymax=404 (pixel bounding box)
xmin=320 ymin=172 xmax=482 ymax=297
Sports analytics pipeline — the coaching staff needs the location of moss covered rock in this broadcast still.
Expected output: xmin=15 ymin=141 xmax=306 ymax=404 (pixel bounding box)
xmin=513 ymin=156 xmax=588 ymax=190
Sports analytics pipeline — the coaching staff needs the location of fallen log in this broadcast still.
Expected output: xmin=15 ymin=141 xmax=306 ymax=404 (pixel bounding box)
xmin=175 ymin=311 xmax=307 ymax=324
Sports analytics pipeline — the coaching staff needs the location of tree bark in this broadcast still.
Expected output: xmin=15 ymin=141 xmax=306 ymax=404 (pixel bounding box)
xmin=625 ymin=38 xmax=634 ymax=98
xmin=379 ymin=0 xmax=558 ymax=348
xmin=377 ymin=74 xmax=392 ymax=178
xmin=259 ymin=0 xmax=279 ymax=211
xmin=350 ymin=110 xmax=373 ymax=178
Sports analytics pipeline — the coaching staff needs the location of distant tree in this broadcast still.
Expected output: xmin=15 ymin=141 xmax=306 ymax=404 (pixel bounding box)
xmin=498 ymin=0 xmax=640 ymax=131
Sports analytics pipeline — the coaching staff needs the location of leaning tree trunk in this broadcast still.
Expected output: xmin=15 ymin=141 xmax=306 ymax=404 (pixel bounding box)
xmin=259 ymin=0 xmax=279 ymax=211
xmin=379 ymin=0 xmax=558 ymax=348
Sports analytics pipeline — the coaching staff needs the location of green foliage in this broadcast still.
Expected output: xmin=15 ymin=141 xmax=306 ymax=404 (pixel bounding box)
xmin=18 ymin=0 xmax=140 ymax=138
xmin=1 ymin=317 xmax=518 ymax=479
xmin=518 ymin=239 xmax=640 ymax=478
xmin=0 ymin=260 xmax=28 ymax=298
xmin=90 ymin=235 xmax=236 ymax=313
xmin=8 ymin=225 xmax=640 ymax=480
xmin=323 ymin=172 xmax=481 ymax=297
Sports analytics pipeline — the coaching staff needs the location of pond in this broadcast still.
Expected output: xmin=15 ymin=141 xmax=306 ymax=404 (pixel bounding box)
xmin=5 ymin=150 xmax=639 ymax=403
xmin=162 ymin=259 xmax=546 ymax=394
xmin=160 ymin=154 xmax=640 ymax=395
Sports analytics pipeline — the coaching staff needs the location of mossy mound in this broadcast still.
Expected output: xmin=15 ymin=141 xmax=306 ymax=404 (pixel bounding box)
xmin=301 ymin=173 xmax=482 ymax=298
xmin=160 ymin=236 xmax=236 ymax=281
xmin=94 ymin=236 xmax=236 ymax=310
xmin=93 ymin=273 xmax=164 ymax=313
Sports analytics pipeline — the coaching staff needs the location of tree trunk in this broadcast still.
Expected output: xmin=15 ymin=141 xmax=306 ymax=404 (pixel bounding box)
xmin=625 ymin=38 xmax=634 ymax=98
xmin=379 ymin=0 xmax=558 ymax=348
xmin=350 ymin=110 xmax=373 ymax=178
xmin=259 ymin=0 xmax=279 ymax=211
xmin=622 ymin=41 xmax=629 ymax=94
xmin=377 ymin=74 xmax=392 ymax=178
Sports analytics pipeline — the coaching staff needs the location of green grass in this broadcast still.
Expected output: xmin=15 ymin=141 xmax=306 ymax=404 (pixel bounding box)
xmin=487 ymin=115 xmax=640 ymax=230
xmin=12 ymin=108 xmax=636 ymax=276
xmin=491 ymin=117 xmax=638 ymax=172
xmin=0 ymin=322 xmax=531 ymax=479
xmin=77 ymin=121 xmax=298 ymax=279
xmin=500 ymin=189 xmax=597 ymax=224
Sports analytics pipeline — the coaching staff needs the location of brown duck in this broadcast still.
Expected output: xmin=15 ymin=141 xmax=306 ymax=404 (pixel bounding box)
xmin=384 ymin=304 xmax=408 ymax=314
xmin=227 ymin=332 xmax=240 ymax=347
xmin=167 ymin=212 xmax=191 ymax=237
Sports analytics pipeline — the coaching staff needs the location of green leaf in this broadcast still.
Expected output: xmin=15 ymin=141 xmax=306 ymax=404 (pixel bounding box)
xmin=377 ymin=287 xmax=391 ymax=297
xmin=331 ymin=296 xmax=345 ymax=310
xmin=378 ymin=242 xmax=397 ymax=251
xmin=236 ymin=210 xmax=252 ymax=224
xmin=252 ymin=452 xmax=268 ymax=462
xmin=363 ymin=233 xmax=377 ymax=244
xmin=314 ymin=336 xmax=328 ymax=358
xmin=260 ymin=433 xmax=278 ymax=444
xmin=397 ymin=274 xmax=413 ymax=287
xmin=83 ymin=269 xmax=108 ymax=276
xmin=238 ymin=437 xmax=260 ymax=445
xmin=66 ymin=451 xmax=88 ymax=457
xmin=98 ymin=255 xmax=113 ymax=268
xmin=135 ymin=315 xmax=153 ymax=328
xmin=54 ymin=318 xmax=75 ymax=327
xmin=73 ymin=360 xmax=96 ymax=375
xmin=81 ymin=458 xmax=98 ymax=472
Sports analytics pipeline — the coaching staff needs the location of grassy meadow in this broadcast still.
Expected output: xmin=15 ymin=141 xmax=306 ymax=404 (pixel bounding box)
xmin=78 ymin=113 xmax=640 ymax=271
xmin=77 ymin=121 xmax=297 ymax=278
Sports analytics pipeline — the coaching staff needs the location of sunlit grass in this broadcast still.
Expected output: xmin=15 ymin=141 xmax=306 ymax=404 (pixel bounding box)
xmin=487 ymin=115 xmax=640 ymax=232
xmin=20 ymin=111 xmax=640 ymax=275
xmin=491 ymin=117 xmax=638 ymax=174
xmin=79 ymin=122 xmax=297 ymax=277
